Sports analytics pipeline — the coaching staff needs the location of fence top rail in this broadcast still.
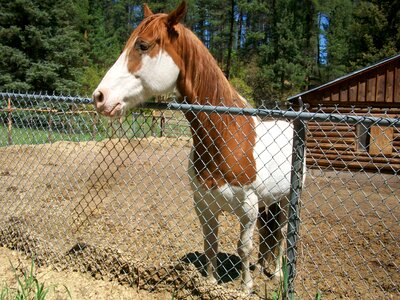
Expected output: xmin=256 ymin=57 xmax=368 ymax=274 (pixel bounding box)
xmin=1 ymin=92 xmax=400 ymax=127
xmin=144 ymin=102 xmax=400 ymax=127
xmin=0 ymin=92 xmax=92 ymax=104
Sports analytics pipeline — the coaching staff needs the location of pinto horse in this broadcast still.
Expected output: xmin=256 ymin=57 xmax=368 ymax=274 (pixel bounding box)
xmin=93 ymin=1 xmax=298 ymax=294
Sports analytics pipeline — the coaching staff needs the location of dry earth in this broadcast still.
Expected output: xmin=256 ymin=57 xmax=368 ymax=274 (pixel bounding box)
xmin=0 ymin=138 xmax=398 ymax=299
xmin=0 ymin=246 xmax=171 ymax=300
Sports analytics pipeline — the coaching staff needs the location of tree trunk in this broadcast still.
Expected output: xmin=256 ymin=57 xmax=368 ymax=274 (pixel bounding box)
xmin=225 ymin=0 xmax=236 ymax=79
xmin=237 ymin=9 xmax=243 ymax=50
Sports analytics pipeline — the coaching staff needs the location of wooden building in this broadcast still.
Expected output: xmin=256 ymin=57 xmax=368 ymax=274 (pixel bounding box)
xmin=288 ymin=54 xmax=400 ymax=173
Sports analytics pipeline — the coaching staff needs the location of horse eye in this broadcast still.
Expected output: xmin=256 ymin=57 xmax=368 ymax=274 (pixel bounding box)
xmin=136 ymin=41 xmax=150 ymax=52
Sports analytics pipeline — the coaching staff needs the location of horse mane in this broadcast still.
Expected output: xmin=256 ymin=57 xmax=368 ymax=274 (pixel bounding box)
xmin=175 ymin=26 xmax=247 ymax=108
xmin=166 ymin=21 xmax=257 ymax=189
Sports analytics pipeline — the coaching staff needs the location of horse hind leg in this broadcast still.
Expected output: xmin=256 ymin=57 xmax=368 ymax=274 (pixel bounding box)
xmin=257 ymin=206 xmax=269 ymax=273
xmin=237 ymin=196 xmax=258 ymax=294
xmin=258 ymin=200 xmax=287 ymax=279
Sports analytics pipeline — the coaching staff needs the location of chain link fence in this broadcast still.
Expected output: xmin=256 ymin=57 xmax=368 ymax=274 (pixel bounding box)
xmin=0 ymin=92 xmax=398 ymax=299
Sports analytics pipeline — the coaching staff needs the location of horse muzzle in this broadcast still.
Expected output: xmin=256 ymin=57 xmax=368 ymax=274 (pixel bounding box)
xmin=92 ymin=89 xmax=124 ymax=117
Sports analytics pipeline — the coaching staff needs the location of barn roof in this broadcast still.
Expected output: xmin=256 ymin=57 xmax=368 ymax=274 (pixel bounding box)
xmin=288 ymin=53 xmax=400 ymax=105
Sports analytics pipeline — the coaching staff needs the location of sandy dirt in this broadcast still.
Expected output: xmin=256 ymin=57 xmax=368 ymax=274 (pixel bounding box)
xmin=0 ymin=137 xmax=398 ymax=299
xmin=0 ymin=247 xmax=171 ymax=300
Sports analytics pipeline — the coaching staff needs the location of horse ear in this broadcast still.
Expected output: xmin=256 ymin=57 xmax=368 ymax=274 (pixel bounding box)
xmin=143 ymin=4 xmax=154 ymax=18
xmin=167 ymin=1 xmax=187 ymax=27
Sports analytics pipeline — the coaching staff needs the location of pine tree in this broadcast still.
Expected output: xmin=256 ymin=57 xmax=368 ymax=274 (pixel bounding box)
xmin=244 ymin=0 xmax=314 ymax=105
xmin=319 ymin=0 xmax=353 ymax=81
xmin=2 ymin=0 xmax=398 ymax=98
xmin=349 ymin=0 xmax=399 ymax=67
xmin=0 ymin=0 xmax=88 ymax=92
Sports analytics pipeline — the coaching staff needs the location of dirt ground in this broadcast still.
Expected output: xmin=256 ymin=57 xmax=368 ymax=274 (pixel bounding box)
xmin=0 ymin=246 xmax=171 ymax=300
xmin=0 ymin=137 xmax=398 ymax=299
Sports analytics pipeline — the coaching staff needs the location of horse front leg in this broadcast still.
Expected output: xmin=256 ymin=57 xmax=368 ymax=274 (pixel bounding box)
xmin=237 ymin=195 xmax=258 ymax=294
xmin=195 ymin=199 xmax=220 ymax=284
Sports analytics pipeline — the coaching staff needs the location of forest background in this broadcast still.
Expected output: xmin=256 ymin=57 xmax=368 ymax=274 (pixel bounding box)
xmin=0 ymin=0 xmax=399 ymax=106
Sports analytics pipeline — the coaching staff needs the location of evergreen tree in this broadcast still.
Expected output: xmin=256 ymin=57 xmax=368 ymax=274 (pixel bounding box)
xmin=318 ymin=0 xmax=353 ymax=81
xmin=349 ymin=0 xmax=399 ymax=67
xmin=1 ymin=0 xmax=399 ymax=98
xmin=245 ymin=0 xmax=314 ymax=105
xmin=0 ymin=0 xmax=88 ymax=92
xmin=80 ymin=0 xmax=154 ymax=94
xmin=316 ymin=0 xmax=399 ymax=83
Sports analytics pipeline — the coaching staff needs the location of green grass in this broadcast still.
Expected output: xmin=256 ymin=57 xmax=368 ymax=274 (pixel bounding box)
xmin=269 ymin=257 xmax=322 ymax=300
xmin=0 ymin=125 xmax=107 ymax=146
xmin=0 ymin=108 xmax=192 ymax=147
xmin=0 ymin=260 xmax=71 ymax=300
xmin=0 ymin=116 xmax=190 ymax=147
xmin=269 ymin=257 xmax=290 ymax=300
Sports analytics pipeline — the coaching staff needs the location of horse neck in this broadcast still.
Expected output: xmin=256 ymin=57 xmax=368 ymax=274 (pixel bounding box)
xmin=175 ymin=29 xmax=245 ymax=108
xmin=173 ymin=28 xmax=255 ymax=145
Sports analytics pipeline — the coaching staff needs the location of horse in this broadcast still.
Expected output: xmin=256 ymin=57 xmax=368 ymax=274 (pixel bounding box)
xmin=93 ymin=1 xmax=299 ymax=294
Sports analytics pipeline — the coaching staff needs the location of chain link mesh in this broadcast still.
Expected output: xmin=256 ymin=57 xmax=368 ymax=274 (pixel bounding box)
xmin=0 ymin=93 xmax=398 ymax=299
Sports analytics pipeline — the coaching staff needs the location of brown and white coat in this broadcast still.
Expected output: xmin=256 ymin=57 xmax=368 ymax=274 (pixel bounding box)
xmin=93 ymin=1 xmax=299 ymax=293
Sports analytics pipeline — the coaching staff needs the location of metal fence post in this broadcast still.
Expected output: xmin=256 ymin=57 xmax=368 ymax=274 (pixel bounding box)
xmin=287 ymin=118 xmax=306 ymax=298
xmin=7 ymin=97 xmax=12 ymax=145
xmin=92 ymin=112 xmax=98 ymax=140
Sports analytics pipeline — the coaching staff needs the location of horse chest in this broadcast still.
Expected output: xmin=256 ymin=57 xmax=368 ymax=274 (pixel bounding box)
xmin=188 ymin=113 xmax=257 ymax=190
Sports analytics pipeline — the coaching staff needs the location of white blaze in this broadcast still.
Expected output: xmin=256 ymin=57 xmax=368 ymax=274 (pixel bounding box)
xmin=94 ymin=49 xmax=180 ymax=116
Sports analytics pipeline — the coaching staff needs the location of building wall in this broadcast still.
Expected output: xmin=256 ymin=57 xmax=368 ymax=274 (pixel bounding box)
xmin=306 ymin=106 xmax=400 ymax=173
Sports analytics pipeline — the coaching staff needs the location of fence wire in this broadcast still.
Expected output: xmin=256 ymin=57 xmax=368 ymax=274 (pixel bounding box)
xmin=0 ymin=92 xmax=399 ymax=299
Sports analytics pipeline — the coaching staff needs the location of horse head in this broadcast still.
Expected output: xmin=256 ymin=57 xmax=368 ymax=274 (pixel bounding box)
xmin=93 ymin=2 xmax=187 ymax=117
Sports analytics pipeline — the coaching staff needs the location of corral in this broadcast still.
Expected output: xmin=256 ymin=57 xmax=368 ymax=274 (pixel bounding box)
xmin=0 ymin=93 xmax=399 ymax=299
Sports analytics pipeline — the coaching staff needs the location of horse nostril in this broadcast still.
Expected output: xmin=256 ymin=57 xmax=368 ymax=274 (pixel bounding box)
xmin=93 ymin=90 xmax=104 ymax=104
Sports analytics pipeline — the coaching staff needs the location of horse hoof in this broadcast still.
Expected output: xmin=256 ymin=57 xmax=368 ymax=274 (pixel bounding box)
xmin=241 ymin=284 xmax=253 ymax=295
xmin=254 ymin=264 xmax=265 ymax=276
xmin=206 ymin=276 xmax=218 ymax=285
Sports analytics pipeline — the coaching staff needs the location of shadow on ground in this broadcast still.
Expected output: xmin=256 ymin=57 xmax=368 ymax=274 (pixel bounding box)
xmin=181 ymin=251 xmax=243 ymax=283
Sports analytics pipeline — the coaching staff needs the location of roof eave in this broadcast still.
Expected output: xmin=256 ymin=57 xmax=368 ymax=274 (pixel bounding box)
xmin=287 ymin=53 xmax=400 ymax=102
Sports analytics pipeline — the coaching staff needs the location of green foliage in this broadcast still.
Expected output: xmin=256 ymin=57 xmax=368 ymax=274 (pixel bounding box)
xmin=315 ymin=290 xmax=322 ymax=300
xmin=78 ymin=65 xmax=108 ymax=96
xmin=268 ymin=257 xmax=322 ymax=300
xmin=230 ymin=77 xmax=254 ymax=105
xmin=0 ymin=0 xmax=398 ymax=100
xmin=0 ymin=259 xmax=71 ymax=300
xmin=270 ymin=257 xmax=290 ymax=300
xmin=348 ymin=0 xmax=399 ymax=67
xmin=0 ymin=0 xmax=88 ymax=93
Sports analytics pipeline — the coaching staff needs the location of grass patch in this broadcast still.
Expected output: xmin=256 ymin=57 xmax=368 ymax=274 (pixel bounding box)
xmin=268 ymin=257 xmax=322 ymax=300
xmin=0 ymin=259 xmax=71 ymax=300
xmin=0 ymin=109 xmax=191 ymax=147
xmin=0 ymin=125 xmax=107 ymax=146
